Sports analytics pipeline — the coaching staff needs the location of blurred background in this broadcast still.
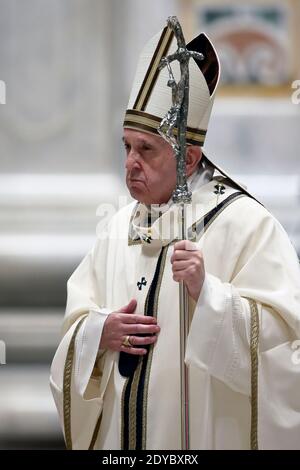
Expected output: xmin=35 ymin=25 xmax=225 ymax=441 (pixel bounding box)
xmin=0 ymin=0 xmax=299 ymax=449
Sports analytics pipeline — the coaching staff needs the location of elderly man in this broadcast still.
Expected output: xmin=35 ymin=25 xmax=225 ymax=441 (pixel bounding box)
xmin=50 ymin=25 xmax=300 ymax=450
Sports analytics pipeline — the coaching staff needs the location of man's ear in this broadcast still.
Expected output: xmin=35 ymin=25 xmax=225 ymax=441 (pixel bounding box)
xmin=186 ymin=146 xmax=202 ymax=177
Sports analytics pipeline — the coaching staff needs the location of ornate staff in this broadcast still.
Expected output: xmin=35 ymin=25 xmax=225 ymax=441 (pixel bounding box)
xmin=158 ymin=16 xmax=204 ymax=450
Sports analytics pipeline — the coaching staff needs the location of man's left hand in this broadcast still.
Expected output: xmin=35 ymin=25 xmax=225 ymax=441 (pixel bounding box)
xmin=171 ymin=240 xmax=205 ymax=302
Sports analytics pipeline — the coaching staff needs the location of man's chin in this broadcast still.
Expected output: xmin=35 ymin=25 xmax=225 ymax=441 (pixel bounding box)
xmin=129 ymin=190 xmax=157 ymax=206
xmin=128 ymin=186 xmax=146 ymax=203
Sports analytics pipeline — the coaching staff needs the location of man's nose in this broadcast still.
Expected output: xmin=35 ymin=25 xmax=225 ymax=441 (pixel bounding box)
xmin=125 ymin=150 xmax=141 ymax=171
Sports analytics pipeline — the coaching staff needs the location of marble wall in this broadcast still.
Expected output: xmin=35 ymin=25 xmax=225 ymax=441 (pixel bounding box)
xmin=0 ymin=0 xmax=114 ymax=173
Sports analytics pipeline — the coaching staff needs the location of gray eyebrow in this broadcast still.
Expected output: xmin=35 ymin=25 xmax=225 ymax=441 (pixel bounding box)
xmin=121 ymin=136 xmax=154 ymax=147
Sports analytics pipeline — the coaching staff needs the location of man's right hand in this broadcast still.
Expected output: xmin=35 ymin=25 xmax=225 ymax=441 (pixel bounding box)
xmin=99 ymin=299 xmax=160 ymax=355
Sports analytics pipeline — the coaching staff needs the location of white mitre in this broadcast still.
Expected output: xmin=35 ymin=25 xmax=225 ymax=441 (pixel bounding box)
xmin=123 ymin=25 xmax=220 ymax=147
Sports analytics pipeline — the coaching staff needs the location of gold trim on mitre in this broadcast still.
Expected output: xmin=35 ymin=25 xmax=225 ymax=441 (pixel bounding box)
xmin=124 ymin=109 xmax=206 ymax=146
xmin=134 ymin=26 xmax=174 ymax=111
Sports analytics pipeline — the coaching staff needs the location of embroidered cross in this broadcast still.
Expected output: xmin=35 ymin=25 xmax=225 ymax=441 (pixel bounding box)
xmin=137 ymin=277 xmax=147 ymax=290
xmin=214 ymin=183 xmax=226 ymax=207
xmin=214 ymin=184 xmax=225 ymax=195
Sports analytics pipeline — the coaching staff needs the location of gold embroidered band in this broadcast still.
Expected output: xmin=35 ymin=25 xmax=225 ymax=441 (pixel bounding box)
xmin=248 ymin=298 xmax=259 ymax=450
xmin=124 ymin=109 xmax=206 ymax=146
xmin=63 ymin=316 xmax=86 ymax=450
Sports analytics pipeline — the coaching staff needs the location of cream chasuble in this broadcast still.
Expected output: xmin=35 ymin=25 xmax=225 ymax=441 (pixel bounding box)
xmin=50 ymin=175 xmax=300 ymax=450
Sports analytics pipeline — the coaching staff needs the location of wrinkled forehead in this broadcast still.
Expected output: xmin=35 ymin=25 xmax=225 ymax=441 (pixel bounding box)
xmin=122 ymin=128 xmax=169 ymax=147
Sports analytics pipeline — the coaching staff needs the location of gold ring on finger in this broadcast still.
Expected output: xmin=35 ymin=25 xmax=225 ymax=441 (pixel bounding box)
xmin=122 ymin=335 xmax=132 ymax=348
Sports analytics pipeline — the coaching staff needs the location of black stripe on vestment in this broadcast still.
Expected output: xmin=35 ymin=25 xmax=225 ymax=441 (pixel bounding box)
xmin=121 ymin=247 xmax=166 ymax=450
